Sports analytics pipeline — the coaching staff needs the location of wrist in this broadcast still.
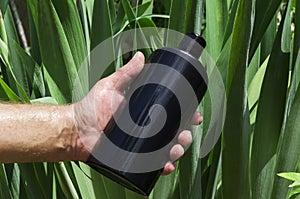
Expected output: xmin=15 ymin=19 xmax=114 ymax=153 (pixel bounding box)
xmin=67 ymin=104 xmax=90 ymax=162
xmin=57 ymin=104 xmax=81 ymax=161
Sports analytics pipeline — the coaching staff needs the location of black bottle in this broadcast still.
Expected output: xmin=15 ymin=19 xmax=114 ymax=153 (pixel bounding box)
xmin=86 ymin=33 xmax=207 ymax=196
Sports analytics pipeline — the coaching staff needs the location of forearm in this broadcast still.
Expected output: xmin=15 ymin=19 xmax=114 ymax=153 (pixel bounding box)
xmin=0 ymin=103 xmax=78 ymax=163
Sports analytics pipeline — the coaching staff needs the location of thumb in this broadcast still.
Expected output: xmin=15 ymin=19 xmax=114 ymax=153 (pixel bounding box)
xmin=109 ymin=51 xmax=145 ymax=91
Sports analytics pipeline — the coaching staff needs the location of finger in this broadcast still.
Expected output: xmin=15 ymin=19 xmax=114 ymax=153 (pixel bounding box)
xmin=191 ymin=112 xmax=203 ymax=125
xmin=169 ymin=144 xmax=184 ymax=162
xmin=178 ymin=130 xmax=192 ymax=148
xmin=161 ymin=161 xmax=176 ymax=176
xmin=109 ymin=52 xmax=145 ymax=91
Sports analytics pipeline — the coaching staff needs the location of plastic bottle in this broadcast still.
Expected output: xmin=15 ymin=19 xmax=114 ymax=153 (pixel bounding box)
xmin=87 ymin=33 xmax=207 ymax=196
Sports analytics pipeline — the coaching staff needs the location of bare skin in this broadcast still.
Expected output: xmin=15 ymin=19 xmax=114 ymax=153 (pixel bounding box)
xmin=0 ymin=52 xmax=203 ymax=175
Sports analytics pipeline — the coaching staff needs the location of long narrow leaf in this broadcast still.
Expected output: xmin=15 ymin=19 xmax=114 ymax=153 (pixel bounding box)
xmin=282 ymin=0 xmax=292 ymax=53
xmin=152 ymin=169 xmax=178 ymax=199
xmin=90 ymin=0 xmax=113 ymax=50
xmin=90 ymin=0 xmax=115 ymax=78
xmin=292 ymin=0 xmax=300 ymax=68
xmin=271 ymin=82 xmax=300 ymax=199
xmin=251 ymin=17 xmax=290 ymax=199
xmin=250 ymin=0 xmax=282 ymax=57
xmin=0 ymin=0 xmax=8 ymax=14
xmin=205 ymin=0 xmax=228 ymax=60
xmin=0 ymin=164 xmax=12 ymax=199
xmin=51 ymin=0 xmax=87 ymax=71
xmin=179 ymin=124 xmax=203 ymax=199
xmin=28 ymin=0 xmax=78 ymax=103
xmin=18 ymin=163 xmax=45 ymax=199
xmin=54 ymin=163 xmax=78 ymax=199
xmin=222 ymin=0 xmax=254 ymax=198
xmin=260 ymin=15 xmax=276 ymax=64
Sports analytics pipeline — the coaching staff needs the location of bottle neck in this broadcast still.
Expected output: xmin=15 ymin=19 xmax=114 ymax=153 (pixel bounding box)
xmin=178 ymin=33 xmax=206 ymax=59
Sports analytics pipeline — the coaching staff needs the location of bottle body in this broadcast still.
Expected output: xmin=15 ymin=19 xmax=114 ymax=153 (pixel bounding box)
xmin=87 ymin=38 xmax=207 ymax=196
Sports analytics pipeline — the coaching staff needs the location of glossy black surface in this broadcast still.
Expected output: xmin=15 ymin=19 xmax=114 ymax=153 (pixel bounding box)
xmin=87 ymin=34 xmax=207 ymax=196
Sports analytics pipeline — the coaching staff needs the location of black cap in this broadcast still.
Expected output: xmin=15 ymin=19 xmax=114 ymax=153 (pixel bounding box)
xmin=178 ymin=33 xmax=206 ymax=58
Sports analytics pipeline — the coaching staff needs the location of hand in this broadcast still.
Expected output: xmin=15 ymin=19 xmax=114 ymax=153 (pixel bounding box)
xmin=72 ymin=52 xmax=203 ymax=175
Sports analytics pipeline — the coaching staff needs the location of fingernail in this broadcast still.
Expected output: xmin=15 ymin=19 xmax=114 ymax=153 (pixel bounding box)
xmin=133 ymin=51 xmax=143 ymax=59
xmin=198 ymin=112 xmax=203 ymax=124
xmin=166 ymin=162 xmax=175 ymax=171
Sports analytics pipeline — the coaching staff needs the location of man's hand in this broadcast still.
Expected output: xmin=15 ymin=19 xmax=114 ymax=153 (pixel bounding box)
xmin=0 ymin=52 xmax=202 ymax=176
xmin=72 ymin=52 xmax=203 ymax=175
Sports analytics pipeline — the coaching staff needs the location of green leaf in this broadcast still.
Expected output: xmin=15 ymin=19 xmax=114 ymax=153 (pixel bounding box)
xmin=136 ymin=17 xmax=156 ymax=28
xmin=247 ymin=46 xmax=261 ymax=88
xmin=71 ymin=162 xmax=99 ymax=199
xmin=205 ymin=0 xmax=228 ymax=60
xmin=120 ymin=0 xmax=153 ymax=57
xmin=3 ymin=7 xmax=18 ymax=43
xmin=2 ymin=7 xmax=20 ymax=94
xmin=135 ymin=1 xmax=153 ymax=17
xmin=250 ymin=0 xmax=282 ymax=57
xmin=225 ymin=0 xmax=254 ymax=91
xmin=222 ymin=0 xmax=254 ymax=198
xmin=18 ymin=163 xmax=45 ymax=199
xmin=250 ymin=18 xmax=290 ymax=199
xmin=85 ymin=0 xmax=94 ymax=28
xmin=113 ymin=1 xmax=126 ymax=34
xmin=101 ymin=175 xmax=126 ymax=199
xmin=0 ymin=164 xmax=12 ymax=199
xmin=0 ymin=0 xmax=8 ymax=14
xmin=54 ymin=163 xmax=79 ymax=199
xmin=0 ymin=41 xmax=30 ymax=103
xmin=31 ymin=65 xmax=46 ymax=98
xmin=0 ymin=9 xmax=7 ymax=43
xmin=185 ymin=0 xmax=204 ymax=34
xmin=31 ymin=97 xmax=58 ymax=104
xmin=292 ymin=0 xmax=300 ymax=68
xmin=271 ymin=75 xmax=300 ymax=198
xmin=12 ymin=40 xmax=35 ymax=87
xmin=290 ymin=187 xmax=300 ymax=198
xmin=290 ymin=180 xmax=300 ymax=188
xmin=179 ymin=124 xmax=203 ymax=199
xmin=247 ymin=56 xmax=268 ymax=124
xmin=91 ymin=0 xmax=115 ymax=78
xmin=169 ymin=0 xmax=204 ymax=34
xmin=0 ymin=77 xmax=21 ymax=102
xmin=33 ymin=163 xmax=54 ymax=198
xmin=28 ymin=0 xmax=78 ymax=103
xmin=260 ymin=14 xmax=276 ymax=64
xmin=10 ymin=43 xmax=46 ymax=99
xmin=28 ymin=5 xmax=41 ymax=65
xmin=222 ymin=0 xmax=238 ymax=48
xmin=121 ymin=0 xmax=135 ymax=23
xmin=168 ymin=0 xmax=186 ymax=32
xmin=9 ymin=39 xmax=38 ymax=97
xmin=215 ymin=35 xmax=232 ymax=83
xmin=125 ymin=189 xmax=146 ymax=199
xmin=277 ymin=172 xmax=300 ymax=182
xmin=204 ymin=140 xmax=222 ymax=199
xmin=108 ymin=0 xmax=116 ymax=24
xmin=43 ymin=66 xmax=66 ymax=104
xmin=6 ymin=164 xmax=21 ymax=199
xmin=152 ymin=169 xmax=178 ymax=199
xmin=51 ymin=0 xmax=87 ymax=71
xmin=282 ymin=0 xmax=293 ymax=52
xmin=7 ymin=37 xmax=30 ymax=97
xmin=72 ymin=162 xmax=115 ymax=199
xmin=78 ymin=0 xmax=90 ymax=53
xmin=91 ymin=0 xmax=113 ymax=50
